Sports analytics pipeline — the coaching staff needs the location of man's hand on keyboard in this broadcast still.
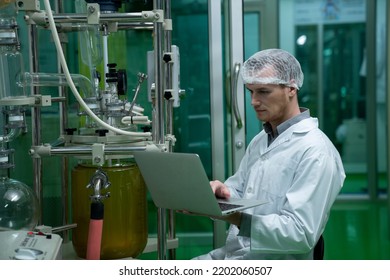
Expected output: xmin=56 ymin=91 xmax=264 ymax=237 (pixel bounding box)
xmin=210 ymin=180 xmax=231 ymax=199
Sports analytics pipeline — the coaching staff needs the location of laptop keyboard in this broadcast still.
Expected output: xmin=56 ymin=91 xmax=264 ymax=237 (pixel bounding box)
xmin=218 ymin=202 xmax=243 ymax=211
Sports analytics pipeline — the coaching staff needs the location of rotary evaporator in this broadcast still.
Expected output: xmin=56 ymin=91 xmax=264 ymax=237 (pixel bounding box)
xmin=0 ymin=0 xmax=183 ymax=260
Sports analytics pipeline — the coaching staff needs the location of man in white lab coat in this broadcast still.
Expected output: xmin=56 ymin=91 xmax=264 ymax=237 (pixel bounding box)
xmin=194 ymin=49 xmax=346 ymax=260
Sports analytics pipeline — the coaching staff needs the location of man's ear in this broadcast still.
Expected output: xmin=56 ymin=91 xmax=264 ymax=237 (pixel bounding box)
xmin=287 ymin=79 xmax=298 ymax=97
xmin=288 ymin=86 xmax=297 ymax=97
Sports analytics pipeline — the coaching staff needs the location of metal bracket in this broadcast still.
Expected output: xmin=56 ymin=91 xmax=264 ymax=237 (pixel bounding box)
xmin=87 ymin=3 xmax=100 ymax=25
xmin=142 ymin=9 xmax=164 ymax=23
xmin=92 ymin=143 xmax=105 ymax=166
xmin=16 ymin=0 xmax=41 ymax=12
xmin=37 ymin=95 xmax=52 ymax=107
xmin=0 ymin=94 xmax=51 ymax=107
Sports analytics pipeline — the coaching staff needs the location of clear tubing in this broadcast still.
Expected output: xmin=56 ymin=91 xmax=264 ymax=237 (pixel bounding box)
xmin=22 ymin=72 xmax=94 ymax=98
xmin=0 ymin=105 xmax=25 ymax=144
xmin=75 ymin=0 xmax=101 ymax=96
xmin=78 ymin=25 xmax=102 ymax=68
xmin=78 ymin=24 xmax=102 ymax=96
xmin=0 ymin=127 xmax=22 ymax=143
xmin=0 ymin=46 xmax=26 ymax=100
xmin=43 ymin=0 xmax=151 ymax=138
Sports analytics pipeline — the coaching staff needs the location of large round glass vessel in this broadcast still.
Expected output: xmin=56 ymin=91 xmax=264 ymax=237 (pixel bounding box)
xmin=0 ymin=174 xmax=40 ymax=231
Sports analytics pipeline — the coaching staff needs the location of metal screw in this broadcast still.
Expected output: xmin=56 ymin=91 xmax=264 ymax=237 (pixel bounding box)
xmin=235 ymin=141 xmax=244 ymax=149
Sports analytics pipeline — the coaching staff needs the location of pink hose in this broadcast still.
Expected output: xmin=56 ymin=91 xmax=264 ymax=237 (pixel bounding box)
xmin=86 ymin=219 xmax=103 ymax=260
xmin=86 ymin=202 xmax=104 ymax=260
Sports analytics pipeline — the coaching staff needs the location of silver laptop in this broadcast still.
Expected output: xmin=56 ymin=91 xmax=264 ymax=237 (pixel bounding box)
xmin=133 ymin=152 xmax=267 ymax=216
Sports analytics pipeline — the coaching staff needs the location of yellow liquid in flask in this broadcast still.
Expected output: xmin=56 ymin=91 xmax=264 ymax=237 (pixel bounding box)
xmin=71 ymin=163 xmax=148 ymax=259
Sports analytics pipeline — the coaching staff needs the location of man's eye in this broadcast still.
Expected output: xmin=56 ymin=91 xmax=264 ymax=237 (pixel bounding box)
xmin=256 ymin=90 xmax=271 ymax=95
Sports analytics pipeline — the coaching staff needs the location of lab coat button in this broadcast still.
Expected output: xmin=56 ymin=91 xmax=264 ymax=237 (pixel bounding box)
xmin=247 ymin=187 xmax=253 ymax=193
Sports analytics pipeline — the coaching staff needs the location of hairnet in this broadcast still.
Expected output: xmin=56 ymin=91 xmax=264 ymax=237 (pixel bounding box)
xmin=241 ymin=49 xmax=304 ymax=89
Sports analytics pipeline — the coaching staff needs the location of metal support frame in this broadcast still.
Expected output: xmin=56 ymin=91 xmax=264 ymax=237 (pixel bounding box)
xmin=163 ymin=0 xmax=176 ymax=260
xmin=54 ymin=0 xmax=70 ymax=243
xmin=229 ymin=0 xmax=245 ymax=173
xmin=153 ymin=0 xmax=168 ymax=261
xmin=366 ymin=0 xmax=378 ymax=200
xmin=18 ymin=0 xmax=171 ymax=259
xmin=28 ymin=23 xmax=43 ymax=224
xmin=386 ymin=0 xmax=390 ymax=236
xmin=208 ymin=0 xmax=245 ymax=250
xmin=208 ymin=0 xmax=227 ymax=250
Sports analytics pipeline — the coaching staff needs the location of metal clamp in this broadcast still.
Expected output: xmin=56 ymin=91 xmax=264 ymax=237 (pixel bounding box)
xmin=86 ymin=169 xmax=111 ymax=202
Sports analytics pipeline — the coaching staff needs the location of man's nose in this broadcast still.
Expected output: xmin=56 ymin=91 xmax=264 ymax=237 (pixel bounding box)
xmin=251 ymin=96 xmax=261 ymax=106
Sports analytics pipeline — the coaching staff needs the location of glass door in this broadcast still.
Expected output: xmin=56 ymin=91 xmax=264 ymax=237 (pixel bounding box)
xmin=280 ymin=0 xmax=388 ymax=199
xmin=243 ymin=1 xmax=278 ymax=145
xmin=208 ymin=0 xmax=246 ymax=249
xmin=296 ymin=22 xmax=368 ymax=195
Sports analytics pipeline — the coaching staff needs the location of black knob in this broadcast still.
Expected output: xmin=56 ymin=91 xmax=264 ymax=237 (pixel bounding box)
xmin=117 ymin=69 xmax=127 ymax=95
xmin=141 ymin=126 xmax=152 ymax=133
xmin=163 ymin=53 xmax=172 ymax=63
xmin=95 ymin=129 xmax=109 ymax=137
xmin=164 ymin=90 xmax=173 ymax=100
xmin=107 ymin=63 xmax=117 ymax=69
xmin=65 ymin=128 xmax=77 ymax=135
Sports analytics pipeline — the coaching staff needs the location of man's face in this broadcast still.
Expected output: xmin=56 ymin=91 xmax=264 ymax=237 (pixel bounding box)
xmin=246 ymin=83 xmax=297 ymax=127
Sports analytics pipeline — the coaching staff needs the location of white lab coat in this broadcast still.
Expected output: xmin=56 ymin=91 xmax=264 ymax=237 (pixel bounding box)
xmin=195 ymin=117 xmax=345 ymax=260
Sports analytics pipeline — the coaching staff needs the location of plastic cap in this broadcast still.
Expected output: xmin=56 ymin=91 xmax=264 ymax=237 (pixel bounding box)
xmin=241 ymin=49 xmax=304 ymax=89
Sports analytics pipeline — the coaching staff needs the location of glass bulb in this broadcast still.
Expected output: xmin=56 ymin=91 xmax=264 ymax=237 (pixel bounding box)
xmin=0 ymin=175 xmax=39 ymax=231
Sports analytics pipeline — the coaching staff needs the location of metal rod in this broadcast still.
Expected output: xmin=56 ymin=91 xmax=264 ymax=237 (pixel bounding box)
xmin=55 ymin=0 xmax=70 ymax=243
xmin=57 ymin=22 xmax=153 ymax=33
xmin=154 ymin=0 xmax=167 ymax=261
xmin=54 ymin=12 xmax=142 ymax=22
xmin=51 ymin=223 xmax=77 ymax=233
xmin=366 ymin=0 xmax=378 ymax=200
xmin=386 ymin=0 xmax=390 ymax=238
xmin=38 ymin=12 xmax=154 ymax=24
xmin=154 ymin=17 xmax=165 ymax=143
xmin=117 ymin=23 xmax=154 ymax=30
xmin=28 ymin=23 xmax=43 ymax=224
xmin=164 ymin=0 xmax=176 ymax=260
xmin=209 ymin=0 xmax=227 ymax=250
xmin=48 ymin=145 xmax=146 ymax=155
xmin=50 ymin=96 xmax=67 ymax=102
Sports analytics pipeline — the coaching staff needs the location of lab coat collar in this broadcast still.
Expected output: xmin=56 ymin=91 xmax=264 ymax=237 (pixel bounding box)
xmin=263 ymin=117 xmax=319 ymax=154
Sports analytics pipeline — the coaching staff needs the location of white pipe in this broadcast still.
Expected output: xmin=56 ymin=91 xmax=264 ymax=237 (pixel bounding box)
xmin=131 ymin=104 xmax=144 ymax=113
xmin=121 ymin=115 xmax=151 ymax=125
xmin=43 ymin=0 xmax=151 ymax=138
xmin=103 ymin=34 xmax=109 ymax=90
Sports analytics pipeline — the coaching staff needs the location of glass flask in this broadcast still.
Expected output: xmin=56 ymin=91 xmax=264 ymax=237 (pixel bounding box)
xmin=0 ymin=149 xmax=39 ymax=231
xmin=0 ymin=1 xmax=26 ymax=101
xmin=71 ymin=160 xmax=148 ymax=259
